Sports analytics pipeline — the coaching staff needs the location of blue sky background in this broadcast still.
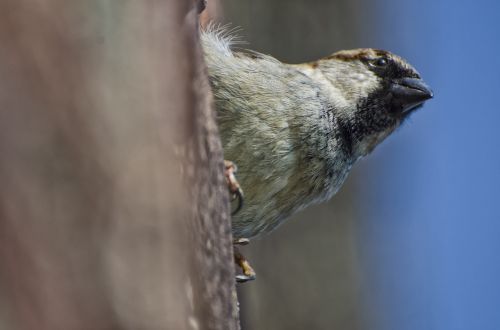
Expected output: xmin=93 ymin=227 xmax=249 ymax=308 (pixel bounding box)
xmin=356 ymin=0 xmax=500 ymax=329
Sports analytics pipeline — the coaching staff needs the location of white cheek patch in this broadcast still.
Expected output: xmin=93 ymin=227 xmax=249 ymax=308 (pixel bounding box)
xmin=298 ymin=65 xmax=350 ymax=109
xmin=348 ymin=70 xmax=379 ymax=99
xmin=299 ymin=63 xmax=380 ymax=108
xmin=350 ymin=72 xmax=368 ymax=82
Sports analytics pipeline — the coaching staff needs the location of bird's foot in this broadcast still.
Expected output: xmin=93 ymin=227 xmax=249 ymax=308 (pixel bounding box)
xmin=234 ymin=246 xmax=256 ymax=283
xmin=224 ymin=160 xmax=244 ymax=215
xmin=233 ymin=238 xmax=250 ymax=246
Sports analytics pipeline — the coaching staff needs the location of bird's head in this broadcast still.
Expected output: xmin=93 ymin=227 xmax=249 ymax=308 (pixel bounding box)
xmin=312 ymin=48 xmax=433 ymax=157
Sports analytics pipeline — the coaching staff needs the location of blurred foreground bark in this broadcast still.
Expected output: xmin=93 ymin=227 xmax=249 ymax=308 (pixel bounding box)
xmin=0 ymin=1 xmax=238 ymax=329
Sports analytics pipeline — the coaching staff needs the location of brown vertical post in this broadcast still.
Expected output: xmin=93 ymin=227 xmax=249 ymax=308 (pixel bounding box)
xmin=0 ymin=1 xmax=238 ymax=329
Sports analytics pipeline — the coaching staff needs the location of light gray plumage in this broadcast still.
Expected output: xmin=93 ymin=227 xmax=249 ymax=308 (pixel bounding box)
xmin=202 ymin=28 xmax=433 ymax=239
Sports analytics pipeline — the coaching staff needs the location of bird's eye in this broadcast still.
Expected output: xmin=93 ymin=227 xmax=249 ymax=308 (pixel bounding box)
xmin=371 ymin=57 xmax=388 ymax=67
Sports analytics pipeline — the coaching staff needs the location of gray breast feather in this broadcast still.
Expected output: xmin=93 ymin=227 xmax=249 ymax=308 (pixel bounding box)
xmin=202 ymin=29 xmax=352 ymax=238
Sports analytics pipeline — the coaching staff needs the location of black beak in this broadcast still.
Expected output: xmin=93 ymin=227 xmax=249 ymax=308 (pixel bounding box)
xmin=390 ymin=77 xmax=433 ymax=113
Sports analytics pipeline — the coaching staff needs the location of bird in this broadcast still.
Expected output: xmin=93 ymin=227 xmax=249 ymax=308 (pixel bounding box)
xmin=201 ymin=27 xmax=433 ymax=281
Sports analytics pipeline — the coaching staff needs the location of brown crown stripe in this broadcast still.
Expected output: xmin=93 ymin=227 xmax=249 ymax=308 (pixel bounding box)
xmin=326 ymin=48 xmax=391 ymax=61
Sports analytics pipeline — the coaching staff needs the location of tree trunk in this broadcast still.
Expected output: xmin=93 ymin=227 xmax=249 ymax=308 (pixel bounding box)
xmin=0 ymin=1 xmax=239 ymax=329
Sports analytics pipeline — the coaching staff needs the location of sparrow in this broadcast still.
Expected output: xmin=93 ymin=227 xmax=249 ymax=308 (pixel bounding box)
xmin=201 ymin=27 xmax=433 ymax=281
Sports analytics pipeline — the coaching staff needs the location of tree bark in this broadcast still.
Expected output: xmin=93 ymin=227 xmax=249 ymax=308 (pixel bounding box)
xmin=0 ymin=1 xmax=238 ymax=329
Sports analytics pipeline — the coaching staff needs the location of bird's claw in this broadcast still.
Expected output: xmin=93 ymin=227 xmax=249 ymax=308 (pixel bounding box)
xmin=234 ymin=246 xmax=256 ymax=283
xmin=230 ymin=187 xmax=244 ymax=215
xmin=236 ymin=273 xmax=256 ymax=283
xmin=224 ymin=160 xmax=244 ymax=215
xmin=225 ymin=161 xmax=251 ymax=281
xmin=233 ymin=238 xmax=250 ymax=246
